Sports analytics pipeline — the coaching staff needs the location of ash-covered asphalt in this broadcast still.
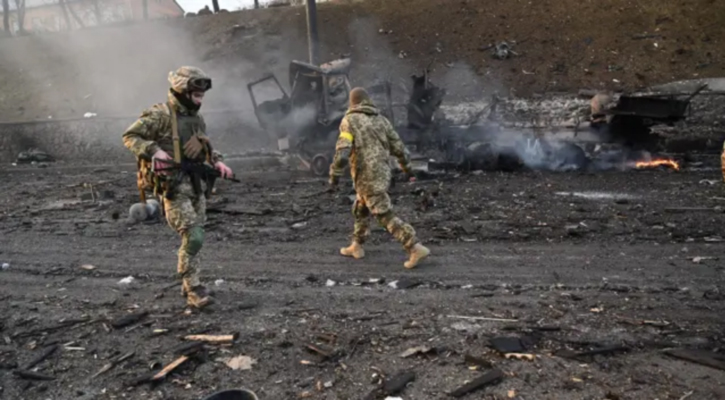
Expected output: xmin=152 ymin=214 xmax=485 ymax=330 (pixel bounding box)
xmin=0 ymin=160 xmax=724 ymax=400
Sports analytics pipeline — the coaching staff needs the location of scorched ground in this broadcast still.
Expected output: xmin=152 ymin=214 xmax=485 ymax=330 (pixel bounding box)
xmin=0 ymin=160 xmax=724 ymax=400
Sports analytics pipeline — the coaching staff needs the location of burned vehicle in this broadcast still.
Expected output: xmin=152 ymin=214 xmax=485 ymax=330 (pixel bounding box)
xmin=368 ymin=71 xmax=447 ymax=151
xmin=424 ymin=83 xmax=708 ymax=173
xmin=247 ymin=58 xmax=352 ymax=176
xmin=599 ymin=84 xmax=707 ymax=149
xmin=248 ymin=58 xmax=696 ymax=176
xmin=247 ymin=58 xmax=452 ymax=176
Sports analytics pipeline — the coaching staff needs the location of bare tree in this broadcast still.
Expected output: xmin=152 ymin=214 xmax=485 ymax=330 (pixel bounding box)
xmin=254 ymin=0 xmax=259 ymax=8
xmin=2 ymin=0 xmax=9 ymax=35
xmin=13 ymin=0 xmax=25 ymax=34
xmin=58 ymin=0 xmax=72 ymax=30
xmin=65 ymin=0 xmax=85 ymax=28
xmin=92 ymin=0 xmax=101 ymax=25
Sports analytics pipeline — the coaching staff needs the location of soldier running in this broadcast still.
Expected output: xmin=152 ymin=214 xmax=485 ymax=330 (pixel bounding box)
xmin=122 ymin=66 xmax=233 ymax=309
xmin=329 ymin=87 xmax=430 ymax=269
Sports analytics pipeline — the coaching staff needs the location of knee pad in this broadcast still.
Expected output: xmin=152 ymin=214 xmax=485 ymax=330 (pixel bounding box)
xmin=186 ymin=226 xmax=204 ymax=256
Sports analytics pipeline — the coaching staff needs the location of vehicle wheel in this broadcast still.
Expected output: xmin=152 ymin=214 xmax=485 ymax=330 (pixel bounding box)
xmin=311 ymin=154 xmax=330 ymax=177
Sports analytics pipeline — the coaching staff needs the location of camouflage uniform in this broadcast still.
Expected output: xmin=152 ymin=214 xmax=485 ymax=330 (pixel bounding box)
xmin=721 ymin=142 xmax=725 ymax=182
xmin=330 ymin=94 xmax=430 ymax=268
xmin=122 ymin=66 xmax=223 ymax=308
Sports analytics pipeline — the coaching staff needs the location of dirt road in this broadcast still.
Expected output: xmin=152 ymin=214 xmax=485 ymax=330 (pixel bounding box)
xmin=1 ymin=161 xmax=724 ymax=399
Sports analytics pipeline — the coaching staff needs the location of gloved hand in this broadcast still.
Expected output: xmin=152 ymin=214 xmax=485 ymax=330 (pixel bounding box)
xmin=214 ymin=161 xmax=233 ymax=179
xmin=403 ymin=169 xmax=417 ymax=183
xmin=152 ymin=149 xmax=173 ymax=175
xmin=329 ymin=174 xmax=340 ymax=188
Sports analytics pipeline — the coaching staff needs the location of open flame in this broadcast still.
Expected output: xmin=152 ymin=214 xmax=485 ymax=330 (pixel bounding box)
xmin=635 ymin=159 xmax=680 ymax=171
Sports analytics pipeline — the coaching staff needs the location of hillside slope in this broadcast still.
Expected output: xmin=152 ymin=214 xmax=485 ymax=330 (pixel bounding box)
xmin=0 ymin=0 xmax=722 ymax=121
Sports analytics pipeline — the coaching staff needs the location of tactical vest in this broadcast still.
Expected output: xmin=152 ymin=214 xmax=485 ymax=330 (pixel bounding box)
xmin=160 ymin=102 xmax=209 ymax=164
xmin=136 ymin=102 xmax=210 ymax=199
xmin=174 ymin=112 xmax=208 ymax=163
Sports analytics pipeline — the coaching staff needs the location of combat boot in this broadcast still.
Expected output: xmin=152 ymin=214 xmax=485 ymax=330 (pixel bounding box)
xmin=340 ymin=241 xmax=365 ymax=259
xmin=404 ymin=243 xmax=430 ymax=269
xmin=185 ymin=285 xmax=213 ymax=309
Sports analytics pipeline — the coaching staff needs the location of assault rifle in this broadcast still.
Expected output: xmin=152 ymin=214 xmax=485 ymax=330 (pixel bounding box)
xmin=151 ymin=155 xmax=240 ymax=199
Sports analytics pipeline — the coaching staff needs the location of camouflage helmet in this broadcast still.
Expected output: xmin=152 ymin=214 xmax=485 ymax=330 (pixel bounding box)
xmin=168 ymin=66 xmax=212 ymax=94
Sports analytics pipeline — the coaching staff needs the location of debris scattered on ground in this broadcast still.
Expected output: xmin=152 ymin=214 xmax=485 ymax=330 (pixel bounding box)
xmin=388 ymin=278 xmax=421 ymax=290
xmin=490 ymin=337 xmax=527 ymax=354
xmin=400 ymin=346 xmax=434 ymax=358
xmin=556 ymin=344 xmax=630 ymax=360
xmin=449 ymin=369 xmax=505 ymax=397
xmin=16 ymin=149 xmax=54 ymax=164
xmin=23 ymin=344 xmax=59 ymax=370
xmin=111 ymin=310 xmax=148 ymax=329
xmin=449 ymin=315 xmax=519 ymax=323
xmin=383 ymin=371 xmax=416 ymax=395
xmin=306 ymin=343 xmax=336 ymax=360
xmin=292 ymin=221 xmax=308 ymax=229
xmin=2 ymin=94 xmax=725 ymax=398
xmin=13 ymin=369 xmax=56 ymax=381
xmin=184 ymin=334 xmax=239 ymax=343
xmin=665 ymin=349 xmax=725 ymax=371
xmin=219 ymin=355 xmax=256 ymax=371
xmin=92 ymin=351 xmax=135 ymax=378
xmin=118 ymin=276 xmax=135 ymax=285
xmin=150 ymin=355 xmax=190 ymax=382
xmin=504 ymin=353 xmax=536 ymax=361
xmin=363 ymin=370 xmax=416 ymax=399
xmin=464 ymin=354 xmax=493 ymax=369
xmin=493 ymin=41 xmax=516 ymax=59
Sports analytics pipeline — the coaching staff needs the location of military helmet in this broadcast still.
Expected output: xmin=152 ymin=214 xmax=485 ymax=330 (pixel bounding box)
xmin=590 ymin=92 xmax=614 ymax=114
xmin=168 ymin=66 xmax=212 ymax=94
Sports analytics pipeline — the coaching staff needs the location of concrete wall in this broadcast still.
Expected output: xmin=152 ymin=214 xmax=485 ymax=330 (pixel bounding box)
xmin=0 ymin=110 xmax=271 ymax=164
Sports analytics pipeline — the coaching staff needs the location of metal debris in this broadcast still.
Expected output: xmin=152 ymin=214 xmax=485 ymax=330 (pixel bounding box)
xmin=449 ymin=369 xmax=504 ymax=397
xmin=111 ymin=311 xmax=148 ymax=329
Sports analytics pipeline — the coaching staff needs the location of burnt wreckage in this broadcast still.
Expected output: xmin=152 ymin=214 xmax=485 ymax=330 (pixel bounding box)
xmin=246 ymin=58 xmax=452 ymax=175
xmin=248 ymin=58 xmax=352 ymax=176
xmin=247 ymin=59 xmax=703 ymax=175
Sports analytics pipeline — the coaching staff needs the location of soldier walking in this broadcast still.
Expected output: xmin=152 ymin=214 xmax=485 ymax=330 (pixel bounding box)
xmin=122 ymin=66 xmax=233 ymax=308
xmin=329 ymin=87 xmax=430 ymax=268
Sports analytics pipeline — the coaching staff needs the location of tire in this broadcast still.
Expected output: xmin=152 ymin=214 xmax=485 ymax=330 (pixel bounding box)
xmin=311 ymin=154 xmax=330 ymax=177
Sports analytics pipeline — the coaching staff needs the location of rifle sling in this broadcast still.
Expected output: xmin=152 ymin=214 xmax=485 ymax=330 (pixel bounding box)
xmin=168 ymin=102 xmax=182 ymax=164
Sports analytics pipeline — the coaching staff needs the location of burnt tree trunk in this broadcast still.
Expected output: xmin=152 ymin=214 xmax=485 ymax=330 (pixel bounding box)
xmin=13 ymin=0 xmax=25 ymax=34
xmin=65 ymin=1 xmax=85 ymax=28
xmin=58 ymin=0 xmax=72 ymax=30
xmin=211 ymin=0 xmax=219 ymax=12
xmin=2 ymin=0 xmax=10 ymax=35
xmin=92 ymin=0 xmax=102 ymax=25
xmin=142 ymin=0 xmax=148 ymax=19
xmin=254 ymin=0 xmax=259 ymax=8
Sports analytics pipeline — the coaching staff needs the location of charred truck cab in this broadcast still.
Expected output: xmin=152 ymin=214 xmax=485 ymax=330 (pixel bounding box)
xmin=247 ymin=58 xmax=352 ymax=176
